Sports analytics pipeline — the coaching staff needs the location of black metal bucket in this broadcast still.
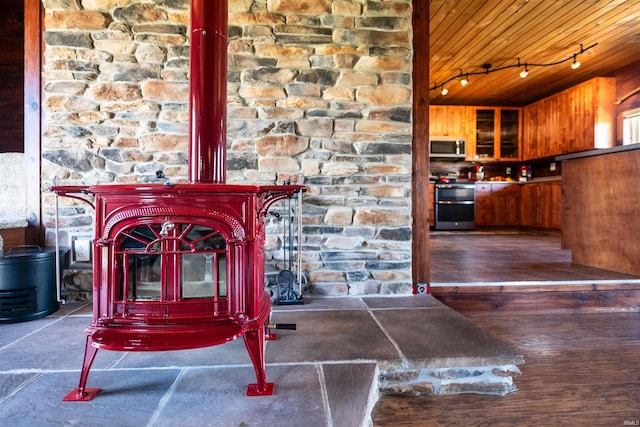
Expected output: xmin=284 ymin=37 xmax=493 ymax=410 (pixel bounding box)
xmin=0 ymin=246 xmax=68 ymax=323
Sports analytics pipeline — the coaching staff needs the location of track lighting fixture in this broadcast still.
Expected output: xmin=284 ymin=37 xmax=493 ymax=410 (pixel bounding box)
xmin=432 ymin=43 xmax=595 ymax=95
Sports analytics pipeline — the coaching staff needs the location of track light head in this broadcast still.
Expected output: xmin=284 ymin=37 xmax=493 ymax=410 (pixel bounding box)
xmin=571 ymin=55 xmax=581 ymax=69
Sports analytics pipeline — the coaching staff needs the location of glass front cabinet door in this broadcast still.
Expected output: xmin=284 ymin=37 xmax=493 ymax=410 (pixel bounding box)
xmin=473 ymin=107 xmax=521 ymax=161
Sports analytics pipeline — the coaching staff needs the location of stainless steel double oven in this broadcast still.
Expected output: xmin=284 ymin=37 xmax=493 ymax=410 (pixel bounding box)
xmin=434 ymin=183 xmax=476 ymax=230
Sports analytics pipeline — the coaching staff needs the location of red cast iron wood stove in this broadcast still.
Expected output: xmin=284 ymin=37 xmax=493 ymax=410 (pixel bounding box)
xmin=52 ymin=0 xmax=303 ymax=401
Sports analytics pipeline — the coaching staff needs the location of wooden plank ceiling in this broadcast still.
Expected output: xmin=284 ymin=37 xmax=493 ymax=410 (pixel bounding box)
xmin=429 ymin=0 xmax=640 ymax=106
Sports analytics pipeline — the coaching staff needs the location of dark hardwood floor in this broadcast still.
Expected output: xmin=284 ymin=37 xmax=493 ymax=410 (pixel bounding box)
xmin=374 ymin=232 xmax=640 ymax=425
xmin=372 ymin=309 xmax=640 ymax=426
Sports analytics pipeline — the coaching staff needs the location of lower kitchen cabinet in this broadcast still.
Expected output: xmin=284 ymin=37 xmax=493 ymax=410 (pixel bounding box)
xmin=475 ymin=183 xmax=492 ymax=226
xmin=491 ymin=183 xmax=521 ymax=226
xmin=472 ymin=181 xmax=560 ymax=229
xmin=474 ymin=182 xmax=521 ymax=227
xmin=520 ymin=181 xmax=561 ymax=229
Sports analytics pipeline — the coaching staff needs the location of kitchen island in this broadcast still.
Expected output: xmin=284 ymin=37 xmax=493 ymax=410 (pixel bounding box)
xmin=558 ymin=144 xmax=640 ymax=276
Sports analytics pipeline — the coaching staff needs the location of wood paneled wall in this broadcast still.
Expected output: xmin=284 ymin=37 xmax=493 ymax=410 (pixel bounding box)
xmin=0 ymin=0 xmax=24 ymax=153
xmin=614 ymin=59 xmax=640 ymax=144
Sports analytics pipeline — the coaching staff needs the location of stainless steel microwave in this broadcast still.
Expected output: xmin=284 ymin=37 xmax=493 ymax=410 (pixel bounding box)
xmin=429 ymin=136 xmax=466 ymax=158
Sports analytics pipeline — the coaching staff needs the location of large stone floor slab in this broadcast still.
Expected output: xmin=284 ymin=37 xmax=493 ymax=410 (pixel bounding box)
xmin=0 ymin=296 xmax=523 ymax=426
xmin=268 ymin=309 xmax=402 ymax=365
xmin=371 ymin=304 xmax=524 ymax=368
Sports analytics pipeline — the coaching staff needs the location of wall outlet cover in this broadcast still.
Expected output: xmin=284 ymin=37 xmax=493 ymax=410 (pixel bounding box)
xmin=70 ymin=233 xmax=93 ymax=267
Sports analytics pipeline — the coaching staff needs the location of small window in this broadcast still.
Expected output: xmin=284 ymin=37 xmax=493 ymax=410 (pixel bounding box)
xmin=623 ymin=108 xmax=640 ymax=145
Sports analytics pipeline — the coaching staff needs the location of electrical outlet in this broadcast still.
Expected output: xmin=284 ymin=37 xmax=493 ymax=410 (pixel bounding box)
xmin=550 ymin=162 xmax=556 ymax=171
xmin=73 ymin=239 xmax=91 ymax=262
xmin=70 ymin=234 xmax=93 ymax=265
xmin=506 ymin=167 xmax=512 ymax=175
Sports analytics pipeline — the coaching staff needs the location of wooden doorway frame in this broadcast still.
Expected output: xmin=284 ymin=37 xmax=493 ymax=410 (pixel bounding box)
xmin=411 ymin=0 xmax=430 ymax=291
xmin=23 ymin=0 xmax=43 ymax=245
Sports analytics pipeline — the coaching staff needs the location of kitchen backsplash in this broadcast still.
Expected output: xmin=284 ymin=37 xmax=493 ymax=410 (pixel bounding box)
xmin=431 ymin=158 xmax=562 ymax=181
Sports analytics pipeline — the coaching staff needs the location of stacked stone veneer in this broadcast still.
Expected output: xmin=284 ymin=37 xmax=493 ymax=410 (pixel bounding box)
xmin=40 ymin=0 xmax=414 ymax=301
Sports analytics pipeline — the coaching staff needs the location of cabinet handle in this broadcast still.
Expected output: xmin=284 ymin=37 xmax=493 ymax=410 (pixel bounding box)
xmin=437 ymin=201 xmax=475 ymax=205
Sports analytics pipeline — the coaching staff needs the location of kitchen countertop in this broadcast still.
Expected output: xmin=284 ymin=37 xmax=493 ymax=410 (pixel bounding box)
xmin=445 ymin=176 xmax=562 ymax=185
xmin=556 ymin=143 xmax=640 ymax=161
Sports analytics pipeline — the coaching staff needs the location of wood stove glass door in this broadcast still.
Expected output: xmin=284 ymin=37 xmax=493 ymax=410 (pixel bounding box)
xmin=113 ymin=220 xmax=229 ymax=320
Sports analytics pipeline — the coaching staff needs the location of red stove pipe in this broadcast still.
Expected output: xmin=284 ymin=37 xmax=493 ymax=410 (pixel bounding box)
xmin=189 ymin=0 xmax=227 ymax=184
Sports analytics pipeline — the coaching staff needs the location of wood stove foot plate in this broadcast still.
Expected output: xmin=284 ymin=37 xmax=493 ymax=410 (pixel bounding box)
xmin=63 ymin=388 xmax=102 ymax=402
xmin=246 ymin=382 xmax=275 ymax=396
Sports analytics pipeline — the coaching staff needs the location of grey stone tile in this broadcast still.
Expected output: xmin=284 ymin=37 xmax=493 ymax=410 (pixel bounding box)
xmin=266 ymin=310 xmax=402 ymax=365
xmin=50 ymin=302 xmax=91 ymax=317
xmin=323 ymin=363 xmax=378 ymax=427
xmin=0 ymin=370 xmax=180 ymax=427
xmin=0 ymin=316 xmax=60 ymax=348
xmin=373 ymin=307 xmax=524 ymax=368
xmin=0 ymin=317 xmax=122 ymax=370
xmin=153 ymin=364 xmax=327 ymax=427
xmin=0 ymin=373 xmax=39 ymax=401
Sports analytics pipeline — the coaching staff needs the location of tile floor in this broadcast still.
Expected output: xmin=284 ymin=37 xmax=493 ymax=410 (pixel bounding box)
xmin=0 ymin=296 xmax=522 ymax=427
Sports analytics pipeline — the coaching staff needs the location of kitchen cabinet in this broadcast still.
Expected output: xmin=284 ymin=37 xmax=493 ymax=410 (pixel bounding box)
xmin=475 ymin=183 xmax=492 ymax=226
xmin=473 ymin=182 xmax=520 ymax=227
xmin=470 ymin=107 xmax=521 ymax=161
xmin=429 ymin=105 xmax=471 ymax=137
xmin=522 ymin=77 xmax=616 ymax=160
xmin=438 ymin=181 xmax=560 ymax=229
xmin=520 ymin=181 xmax=561 ymax=229
xmin=491 ymin=183 xmax=521 ymax=226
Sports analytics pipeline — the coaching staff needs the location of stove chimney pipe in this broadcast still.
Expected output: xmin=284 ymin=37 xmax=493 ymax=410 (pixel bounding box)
xmin=189 ymin=0 xmax=228 ymax=184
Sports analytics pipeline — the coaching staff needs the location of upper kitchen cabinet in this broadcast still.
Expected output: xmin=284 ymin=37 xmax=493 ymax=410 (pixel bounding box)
xmin=470 ymin=107 xmax=521 ymax=162
xmin=522 ymin=77 xmax=616 ymax=160
xmin=429 ymin=105 xmax=472 ymax=137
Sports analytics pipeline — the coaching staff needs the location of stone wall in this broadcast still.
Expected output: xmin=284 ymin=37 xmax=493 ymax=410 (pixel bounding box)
xmin=40 ymin=0 xmax=414 ymax=301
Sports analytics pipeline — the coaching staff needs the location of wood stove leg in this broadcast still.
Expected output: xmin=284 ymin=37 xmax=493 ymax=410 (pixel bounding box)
xmin=63 ymin=337 xmax=102 ymax=401
xmin=244 ymin=327 xmax=274 ymax=396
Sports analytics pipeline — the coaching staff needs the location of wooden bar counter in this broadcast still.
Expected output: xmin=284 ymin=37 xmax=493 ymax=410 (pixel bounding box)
xmin=558 ymin=145 xmax=640 ymax=276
